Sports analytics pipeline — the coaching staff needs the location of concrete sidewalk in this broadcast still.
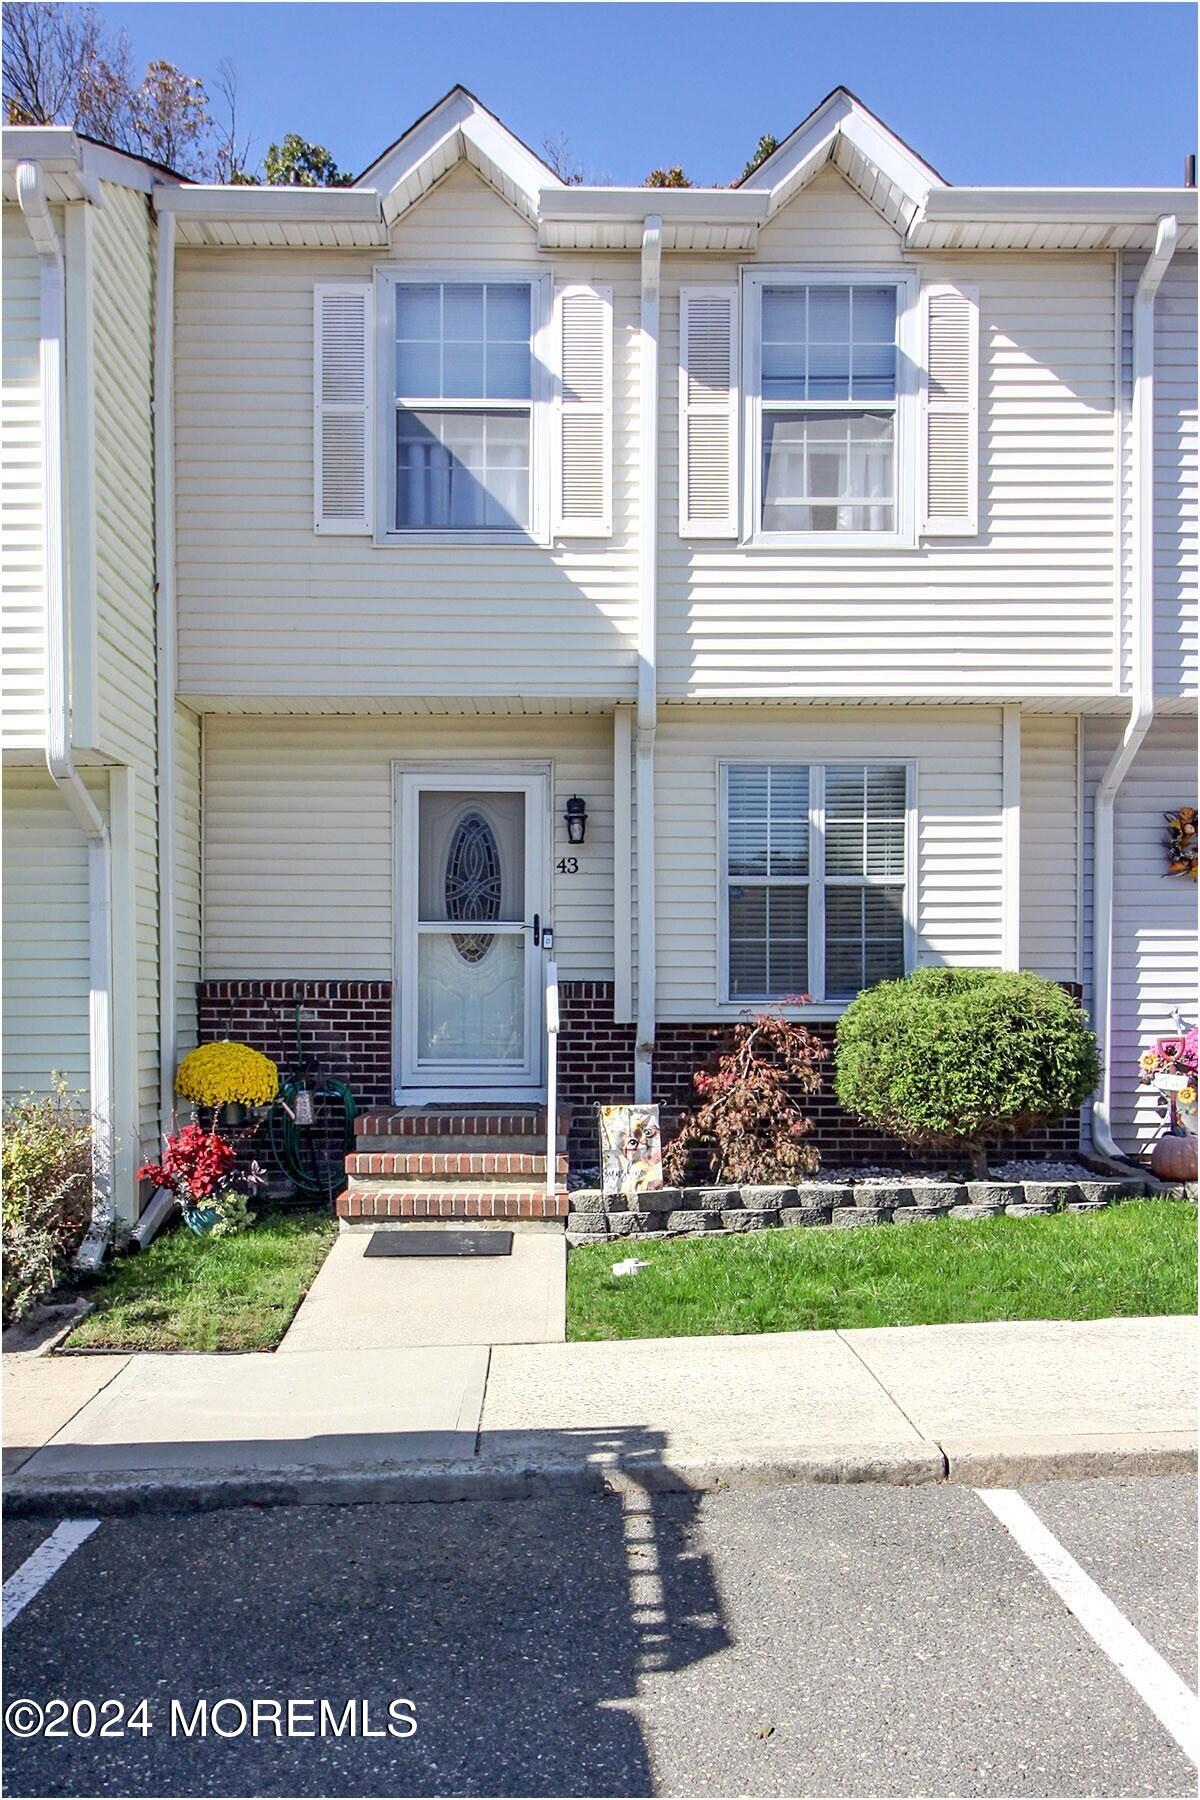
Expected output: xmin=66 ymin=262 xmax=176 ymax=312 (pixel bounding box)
xmin=3 ymin=1314 xmax=1195 ymax=1515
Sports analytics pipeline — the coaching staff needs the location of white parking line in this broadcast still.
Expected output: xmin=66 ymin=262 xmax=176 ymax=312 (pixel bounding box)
xmin=3 ymin=1519 xmax=101 ymax=1627
xmin=978 ymin=1487 xmax=1200 ymax=1766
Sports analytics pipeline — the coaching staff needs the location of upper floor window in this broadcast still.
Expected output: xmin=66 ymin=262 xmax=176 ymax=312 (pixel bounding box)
xmin=392 ymin=281 xmax=534 ymax=533
xmin=741 ymin=270 xmax=918 ymax=547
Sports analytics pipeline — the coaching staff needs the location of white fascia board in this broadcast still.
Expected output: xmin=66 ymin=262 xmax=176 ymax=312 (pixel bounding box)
xmin=539 ymin=188 xmax=768 ymax=223
xmin=154 ymin=184 xmax=384 ymax=224
xmin=2 ymin=130 xmax=177 ymax=197
xmin=537 ymin=187 xmax=767 ymax=248
xmin=909 ymin=186 xmax=1199 ymax=245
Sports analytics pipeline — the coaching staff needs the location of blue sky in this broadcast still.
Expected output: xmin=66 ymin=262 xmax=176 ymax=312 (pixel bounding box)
xmin=98 ymin=2 xmax=1196 ymax=187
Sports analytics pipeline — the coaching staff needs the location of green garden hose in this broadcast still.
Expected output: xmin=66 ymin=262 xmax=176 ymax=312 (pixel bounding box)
xmin=267 ymin=1075 xmax=357 ymax=1203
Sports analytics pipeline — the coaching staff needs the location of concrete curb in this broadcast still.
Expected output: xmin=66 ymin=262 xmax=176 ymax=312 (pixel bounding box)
xmin=4 ymin=1433 xmax=1193 ymax=1519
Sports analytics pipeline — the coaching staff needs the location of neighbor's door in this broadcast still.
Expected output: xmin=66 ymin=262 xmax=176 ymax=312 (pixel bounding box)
xmin=396 ymin=768 xmax=548 ymax=1100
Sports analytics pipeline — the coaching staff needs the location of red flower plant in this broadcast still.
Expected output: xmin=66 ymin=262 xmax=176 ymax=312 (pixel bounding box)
xmin=662 ymin=1001 xmax=828 ymax=1186
xmin=138 ymin=1124 xmax=236 ymax=1203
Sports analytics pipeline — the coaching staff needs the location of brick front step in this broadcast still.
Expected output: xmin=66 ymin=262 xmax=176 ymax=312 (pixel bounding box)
xmin=353 ymin=1132 xmax=567 ymax=1156
xmin=346 ymin=1151 xmax=568 ymax=1180
xmin=355 ymin=1109 xmax=570 ymax=1140
xmin=336 ymin=1188 xmax=570 ymax=1220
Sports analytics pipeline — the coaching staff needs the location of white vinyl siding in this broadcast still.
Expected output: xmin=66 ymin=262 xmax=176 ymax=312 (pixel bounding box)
xmin=1119 ymin=252 xmax=1197 ymax=700
xmin=657 ymin=705 xmax=1005 ymax=1020
xmin=175 ymin=165 xmax=638 ymax=702
xmin=2 ymin=207 xmax=47 ymax=749
xmin=1082 ymin=716 xmax=1199 ymax=1155
xmin=660 ymin=170 xmax=1120 ymax=701
xmin=1 ymin=768 xmax=106 ymax=1098
xmin=1018 ymin=714 xmax=1080 ymax=983
xmin=91 ymin=181 xmax=160 ymax=1149
xmin=201 ymin=713 xmax=615 ymax=982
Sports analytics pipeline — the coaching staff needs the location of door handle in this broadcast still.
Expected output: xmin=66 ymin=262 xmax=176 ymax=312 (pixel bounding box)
xmin=531 ymin=913 xmax=541 ymax=947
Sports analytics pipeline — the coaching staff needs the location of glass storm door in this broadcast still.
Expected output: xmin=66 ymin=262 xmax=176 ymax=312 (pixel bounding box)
xmin=397 ymin=769 xmax=547 ymax=1097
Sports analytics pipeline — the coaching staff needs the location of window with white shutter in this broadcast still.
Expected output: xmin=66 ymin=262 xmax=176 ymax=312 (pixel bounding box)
xmin=722 ymin=760 xmax=912 ymax=1003
xmin=554 ymin=283 xmax=612 ymax=537
xmin=679 ymin=286 xmax=739 ymax=536
xmin=314 ymin=283 xmax=373 ymax=534
xmin=921 ymin=283 xmax=979 ymax=537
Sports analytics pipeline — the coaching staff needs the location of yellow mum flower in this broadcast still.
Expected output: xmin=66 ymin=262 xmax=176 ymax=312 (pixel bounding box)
xmin=1139 ymin=1050 xmax=1160 ymax=1072
xmin=176 ymin=1041 xmax=279 ymax=1109
xmin=1179 ymin=1087 xmax=1197 ymax=1107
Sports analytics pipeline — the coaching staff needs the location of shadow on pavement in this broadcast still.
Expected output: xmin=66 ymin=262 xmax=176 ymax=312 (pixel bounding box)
xmin=3 ymin=1426 xmax=730 ymax=1798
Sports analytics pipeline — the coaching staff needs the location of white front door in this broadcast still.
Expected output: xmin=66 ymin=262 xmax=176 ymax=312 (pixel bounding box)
xmin=396 ymin=767 xmax=548 ymax=1100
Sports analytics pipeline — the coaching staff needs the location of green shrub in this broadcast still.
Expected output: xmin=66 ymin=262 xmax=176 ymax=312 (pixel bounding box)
xmin=2 ymin=1079 xmax=94 ymax=1324
xmin=835 ymin=968 xmax=1100 ymax=1178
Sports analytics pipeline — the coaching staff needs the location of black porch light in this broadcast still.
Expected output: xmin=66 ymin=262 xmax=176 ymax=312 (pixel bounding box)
xmin=564 ymin=795 xmax=588 ymax=845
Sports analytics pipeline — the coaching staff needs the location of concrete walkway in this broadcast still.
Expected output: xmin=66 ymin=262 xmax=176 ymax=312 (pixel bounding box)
xmin=3 ymin=1314 xmax=1194 ymax=1514
xmin=278 ymin=1230 xmax=565 ymax=1352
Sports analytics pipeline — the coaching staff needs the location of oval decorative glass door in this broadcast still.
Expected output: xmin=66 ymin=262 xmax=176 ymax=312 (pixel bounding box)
xmin=415 ymin=790 xmax=527 ymax=1067
xmin=445 ymin=810 xmax=502 ymax=962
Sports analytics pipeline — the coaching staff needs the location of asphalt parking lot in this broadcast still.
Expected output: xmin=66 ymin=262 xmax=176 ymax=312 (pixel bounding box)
xmin=3 ymin=1475 xmax=1197 ymax=1797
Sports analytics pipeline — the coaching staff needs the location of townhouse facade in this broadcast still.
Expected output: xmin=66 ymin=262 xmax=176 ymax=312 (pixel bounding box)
xmin=3 ymin=88 xmax=1197 ymax=1230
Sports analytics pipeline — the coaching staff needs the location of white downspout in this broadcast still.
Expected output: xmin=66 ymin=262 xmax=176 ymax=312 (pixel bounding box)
xmin=1090 ymin=213 xmax=1178 ymax=1160
xmin=154 ymin=208 xmax=177 ymax=1145
xmin=634 ymin=215 xmax=662 ymax=1102
xmin=17 ymin=161 xmax=114 ymax=1266
xmin=130 ymin=203 xmax=180 ymax=1254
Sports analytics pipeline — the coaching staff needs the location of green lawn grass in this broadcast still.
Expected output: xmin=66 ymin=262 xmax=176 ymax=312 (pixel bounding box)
xmin=566 ymin=1200 xmax=1198 ymax=1341
xmin=65 ymin=1211 xmax=337 ymax=1352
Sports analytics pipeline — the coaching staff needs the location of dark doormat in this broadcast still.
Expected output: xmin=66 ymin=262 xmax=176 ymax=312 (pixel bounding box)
xmin=363 ymin=1230 xmax=513 ymax=1258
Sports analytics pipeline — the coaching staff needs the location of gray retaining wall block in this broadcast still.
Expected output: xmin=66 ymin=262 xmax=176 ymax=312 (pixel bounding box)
xmin=779 ymin=1204 xmax=834 ymax=1228
xmin=966 ymin=1182 xmax=1023 ymax=1208
xmin=950 ymin=1203 xmax=1005 ymax=1220
xmin=566 ymin=1211 xmax=611 ymax=1232
xmin=565 ymin=1233 xmax=609 ymax=1247
xmin=854 ymin=1185 xmax=911 ymax=1208
xmin=684 ymin=1186 xmax=742 ymax=1210
xmin=1005 ymin=1202 xmax=1057 ymax=1217
xmin=1075 ymin=1181 xmax=1121 ymax=1205
xmin=834 ymin=1205 xmax=893 ymax=1226
xmin=632 ymin=1188 xmax=684 ymax=1213
xmin=665 ymin=1210 xmax=724 ymax=1234
xmin=605 ymin=1211 xmax=665 ymax=1236
xmin=795 ymin=1184 xmax=854 ymax=1208
xmin=1020 ymin=1182 xmax=1078 ymax=1209
xmin=893 ymin=1206 xmax=954 ymax=1225
xmin=740 ymin=1186 xmax=797 ymax=1211
xmin=907 ymin=1183 xmax=962 ymax=1208
xmin=723 ymin=1210 xmax=776 ymax=1231
xmin=1068 ymin=1198 xmax=1110 ymax=1213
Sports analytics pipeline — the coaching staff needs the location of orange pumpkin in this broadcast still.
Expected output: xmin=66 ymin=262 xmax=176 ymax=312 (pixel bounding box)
xmin=1150 ymin=1134 xmax=1198 ymax=1183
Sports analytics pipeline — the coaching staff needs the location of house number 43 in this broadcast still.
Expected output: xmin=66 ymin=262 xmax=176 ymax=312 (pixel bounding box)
xmin=556 ymin=856 xmax=580 ymax=875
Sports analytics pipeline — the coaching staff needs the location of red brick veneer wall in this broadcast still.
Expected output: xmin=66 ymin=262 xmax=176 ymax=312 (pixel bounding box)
xmin=653 ymin=1019 xmax=1081 ymax=1168
xmin=197 ymin=981 xmax=393 ymax=1106
xmin=197 ymin=978 xmax=1081 ymax=1167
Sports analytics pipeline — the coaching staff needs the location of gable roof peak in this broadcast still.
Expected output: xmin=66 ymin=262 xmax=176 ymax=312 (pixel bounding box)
xmin=352 ymin=84 xmax=562 ymax=229
xmin=736 ymin=86 xmax=946 ymax=232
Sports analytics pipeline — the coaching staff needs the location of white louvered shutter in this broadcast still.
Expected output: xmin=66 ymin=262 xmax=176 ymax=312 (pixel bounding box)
xmin=554 ymin=284 xmax=612 ymax=537
xmin=679 ymin=286 xmax=738 ymax=537
xmin=314 ymin=283 xmax=372 ymax=534
xmin=921 ymin=283 xmax=978 ymax=537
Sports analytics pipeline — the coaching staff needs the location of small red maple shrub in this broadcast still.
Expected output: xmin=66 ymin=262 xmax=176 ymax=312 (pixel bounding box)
xmin=661 ymin=1002 xmax=827 ymax=1186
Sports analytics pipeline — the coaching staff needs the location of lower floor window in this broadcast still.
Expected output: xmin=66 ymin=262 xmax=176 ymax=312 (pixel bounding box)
xmin=723 ymin=760 xmax=910 ymax=1004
